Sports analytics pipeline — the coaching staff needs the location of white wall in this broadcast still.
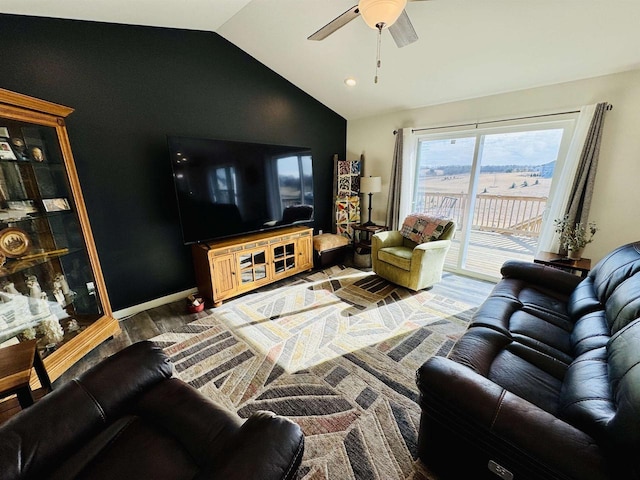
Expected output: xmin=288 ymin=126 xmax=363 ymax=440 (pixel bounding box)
xmin=347 ymin=69 xmax=640 ymax=264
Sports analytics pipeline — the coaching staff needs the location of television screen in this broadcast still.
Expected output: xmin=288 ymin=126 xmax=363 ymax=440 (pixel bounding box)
xmin=168 ymin=135 xmax=314 ymax=244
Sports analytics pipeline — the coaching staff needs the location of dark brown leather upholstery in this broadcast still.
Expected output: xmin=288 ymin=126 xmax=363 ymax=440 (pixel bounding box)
xmin=416 ymin=241 xmax=640 ymax=480
xmin=0 ymin=341 xmax=304 ymax=480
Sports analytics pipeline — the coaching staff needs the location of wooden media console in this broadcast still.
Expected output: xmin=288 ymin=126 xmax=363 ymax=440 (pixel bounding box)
xmin=192 ymin=226 xmax=313 ymax=307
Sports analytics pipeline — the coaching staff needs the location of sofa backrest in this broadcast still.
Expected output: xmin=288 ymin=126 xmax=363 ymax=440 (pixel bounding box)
xmin=588 ymin=241 xmax=640 ymax=335
xmin=605 ymin=319 xmax=640 ymax=451
xmin=560 ymin=241 xmax=640 ymax=474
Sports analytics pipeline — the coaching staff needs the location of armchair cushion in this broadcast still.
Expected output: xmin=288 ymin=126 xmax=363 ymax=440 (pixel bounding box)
xmin=378 ymin=246 xmax=412 ymax=270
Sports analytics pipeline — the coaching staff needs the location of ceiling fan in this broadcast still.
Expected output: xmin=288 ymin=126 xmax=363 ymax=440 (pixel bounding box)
xmin=308 ymin=0 xmax=425 ymax=49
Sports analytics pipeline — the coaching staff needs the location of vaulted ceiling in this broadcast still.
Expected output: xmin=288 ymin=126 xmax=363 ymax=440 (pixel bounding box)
xmin=2 ymin=0 xmax=639 ymax=120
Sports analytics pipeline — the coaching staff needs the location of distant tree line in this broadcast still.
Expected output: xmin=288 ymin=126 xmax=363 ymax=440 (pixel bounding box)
xmin=422 ymin=164 xmax=542 ymax=176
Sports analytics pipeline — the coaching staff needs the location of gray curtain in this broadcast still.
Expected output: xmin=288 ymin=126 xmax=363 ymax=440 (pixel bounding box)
xmin=562 ymin=102 xmax=609 ymax=251
xmin=386 ymin=130 xmax=403 ymax=230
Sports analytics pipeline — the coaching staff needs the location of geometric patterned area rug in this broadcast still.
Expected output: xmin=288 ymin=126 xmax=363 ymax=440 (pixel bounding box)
xmin=150 ymin=266 xmax=483 ymax=479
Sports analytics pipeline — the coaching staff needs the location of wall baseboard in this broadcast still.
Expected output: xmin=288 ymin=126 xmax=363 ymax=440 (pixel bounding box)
xmin=113 ymin=287 xmax=198 ymax=320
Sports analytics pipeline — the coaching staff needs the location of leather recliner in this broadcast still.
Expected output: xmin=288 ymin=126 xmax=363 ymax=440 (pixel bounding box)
xmin=0 ymin=341 xmax=304 ymax=480
xmin=417 ymin=241 xmax=640 ymax=480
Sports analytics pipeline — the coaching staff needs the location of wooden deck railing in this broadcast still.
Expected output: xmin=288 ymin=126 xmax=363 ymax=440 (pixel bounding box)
xmin=413 ymin=193 xmax=547 ymax=237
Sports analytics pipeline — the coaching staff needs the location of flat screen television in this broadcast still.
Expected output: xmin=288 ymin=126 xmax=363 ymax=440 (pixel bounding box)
xmin=168 ymin=135 xmax=314 ymax=244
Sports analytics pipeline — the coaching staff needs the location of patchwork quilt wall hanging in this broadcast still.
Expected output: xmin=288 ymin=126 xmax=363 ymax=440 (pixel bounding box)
xmin=334 ymin=154 xmax=362 ymax=241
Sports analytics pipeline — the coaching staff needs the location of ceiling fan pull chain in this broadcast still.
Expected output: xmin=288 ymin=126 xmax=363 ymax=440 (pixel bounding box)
xmin=375 ymin=23 xmax=383 ymax=84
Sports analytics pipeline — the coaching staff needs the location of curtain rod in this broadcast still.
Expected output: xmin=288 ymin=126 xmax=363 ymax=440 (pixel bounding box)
xmin=393 ymin=104 xmax=613 ymax=135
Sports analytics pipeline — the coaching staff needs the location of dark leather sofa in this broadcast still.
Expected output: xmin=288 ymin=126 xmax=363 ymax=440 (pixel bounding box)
xmin=417 ymin=241 xmax=640 ymax=480
xmin=0 ymin=341 xmax=304 ymax=480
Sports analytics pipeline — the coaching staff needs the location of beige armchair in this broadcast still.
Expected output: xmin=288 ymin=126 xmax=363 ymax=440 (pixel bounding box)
xmin=372 ymin=219 xmax=455 ymax=291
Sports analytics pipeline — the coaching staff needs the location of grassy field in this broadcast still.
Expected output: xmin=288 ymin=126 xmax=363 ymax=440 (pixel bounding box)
xmin=422 ymin=171 xmax=552 ymax=198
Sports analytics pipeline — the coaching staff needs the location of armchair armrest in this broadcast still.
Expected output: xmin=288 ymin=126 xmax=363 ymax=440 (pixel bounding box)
xmin=372 ymin=230 xmax=404 ymax=249
xmin=413 ymin=238 xmax=451 ymax=254
xmin=418 ymin=356 xmax=609 ymax=479
xmin=411 ymin=239 xmax=451 ymax=271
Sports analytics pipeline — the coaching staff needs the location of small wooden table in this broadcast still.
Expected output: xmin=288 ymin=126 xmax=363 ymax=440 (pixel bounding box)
xmin=533 ymin=251 xmax=591 ymax=279
xmin=0 ymin=339 xmax=52 ymax=409
xmin=352 ymin=224 xmax=388 ymax=255
xmin=352 ymin=224 xmax=388 ymax=268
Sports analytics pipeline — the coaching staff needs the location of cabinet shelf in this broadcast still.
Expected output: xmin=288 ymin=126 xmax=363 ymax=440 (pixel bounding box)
xmin=0 ymin=157 xmax=63 ymax=166
xmin=0 ymin=208 xmax=71 ymax=226
xmin=0 ymin=213 xmax=38 ymax=224
xmin=0 ymin=247 xmax=81 ymax=278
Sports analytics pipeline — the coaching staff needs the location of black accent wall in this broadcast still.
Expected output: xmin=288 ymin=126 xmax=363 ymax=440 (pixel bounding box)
xmin=0 ymin=14 xmax=346 ymax=310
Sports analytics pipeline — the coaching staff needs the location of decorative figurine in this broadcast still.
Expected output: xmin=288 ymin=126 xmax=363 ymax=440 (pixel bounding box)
xmin=30 ymin=147 xmax=44 ymax=162
xmin=53 ymin=285 xmax=65 ymax=305
xmin=10 ymin=137 xmax=28 ymax=160
xmin=54 ymin=273 xmax=76 ymax=305
xmin=2 ymin=281 xmax=20 ymax=295
xmin=26 ymin=274 xmax=42 ymax=298
xmin=25 ymin=275 xmax=56 ymax=318
xmin=25 ymin=274 xmax=47 ymax=315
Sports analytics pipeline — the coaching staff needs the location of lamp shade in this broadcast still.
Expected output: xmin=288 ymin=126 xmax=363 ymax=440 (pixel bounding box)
xmin=358 ymin=0 xmax=407 ymax=30
xmin=360 ymin=176 xmax=382 ymax=194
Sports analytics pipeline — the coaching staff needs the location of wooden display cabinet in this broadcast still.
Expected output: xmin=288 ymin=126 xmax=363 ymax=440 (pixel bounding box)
xmin=0 ymin=89 xmax=120 ymax=382
xmin=192 ymin=226 xmax=313 ymax=307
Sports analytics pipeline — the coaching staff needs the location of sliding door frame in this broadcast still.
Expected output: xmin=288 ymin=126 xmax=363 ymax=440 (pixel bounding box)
xmin=411 ymin=116 xmax=579 ymax=280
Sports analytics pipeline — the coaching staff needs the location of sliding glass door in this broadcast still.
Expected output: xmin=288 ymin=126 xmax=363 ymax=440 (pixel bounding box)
xmin=412 ymin=120 xmax=576 ymax=280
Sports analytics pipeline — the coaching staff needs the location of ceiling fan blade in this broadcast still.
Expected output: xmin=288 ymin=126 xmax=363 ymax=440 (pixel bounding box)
xmin=389 ymin=9 xmax=418 ymax=48
xmin=308 ymin=5 xmax=360 ymax=41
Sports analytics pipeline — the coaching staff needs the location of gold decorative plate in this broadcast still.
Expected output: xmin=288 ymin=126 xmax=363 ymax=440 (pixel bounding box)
xmin=0 ymin=227 xmax=30 ymax=257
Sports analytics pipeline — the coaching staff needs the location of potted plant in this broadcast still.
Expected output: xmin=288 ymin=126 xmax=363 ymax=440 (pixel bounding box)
xmin=554 ymin=215 xmax=598 ymax=260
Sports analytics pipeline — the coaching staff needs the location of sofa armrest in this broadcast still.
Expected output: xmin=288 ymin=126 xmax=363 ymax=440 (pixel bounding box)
xmin=136 ymin=378 xmax=303 ymax=480
xmin=417 ymin=356 xmax=610 ymax=479
xmin=501 ymin=260 xmax=582 ymax=294
xmin=204 ymin=411 xmax=304 ymax=480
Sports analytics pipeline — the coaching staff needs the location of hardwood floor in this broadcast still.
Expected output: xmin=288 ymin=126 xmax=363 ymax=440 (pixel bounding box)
xmin=0 ymin=267 xmax=495 ymax=424
xmin=55 ymin=299 xmax=213 ymax=385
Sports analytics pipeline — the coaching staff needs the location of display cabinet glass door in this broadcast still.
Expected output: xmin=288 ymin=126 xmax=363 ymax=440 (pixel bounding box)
xmin=273 ymin=241 xmax=296 ymax=277
xmin=238 ymin=248 xmax=268 ymax=286
xmin=0 ymin=119 xmax=104 ymax=359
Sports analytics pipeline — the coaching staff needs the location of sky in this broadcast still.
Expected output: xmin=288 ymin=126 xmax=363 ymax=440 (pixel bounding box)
xmin=418 ymin=129 xmax=564 ymax=167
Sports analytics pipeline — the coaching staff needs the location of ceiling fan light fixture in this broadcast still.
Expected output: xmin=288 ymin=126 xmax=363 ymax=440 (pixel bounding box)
xmin=358 ymin=0 xmax=407 ymax=30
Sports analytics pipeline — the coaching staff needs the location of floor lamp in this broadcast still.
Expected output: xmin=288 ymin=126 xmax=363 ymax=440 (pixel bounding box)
xmin=360 ymin=176 xmax=381 ymax=227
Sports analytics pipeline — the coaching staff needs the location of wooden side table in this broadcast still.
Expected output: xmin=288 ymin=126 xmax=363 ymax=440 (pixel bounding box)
xmin=352 ymin=224 xmax=388 ymax=255
xmin=533 ymin=251 xmax=591 ymax=279
xmin=352 ymin=224 xmax=388 ymax=268
xmin=0 ymin=339 xmax=52 ymax=409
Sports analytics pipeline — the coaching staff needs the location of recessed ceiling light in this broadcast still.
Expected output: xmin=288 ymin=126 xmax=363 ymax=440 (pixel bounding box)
xmin=344 ymin=77 xmax=357 ymax=87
